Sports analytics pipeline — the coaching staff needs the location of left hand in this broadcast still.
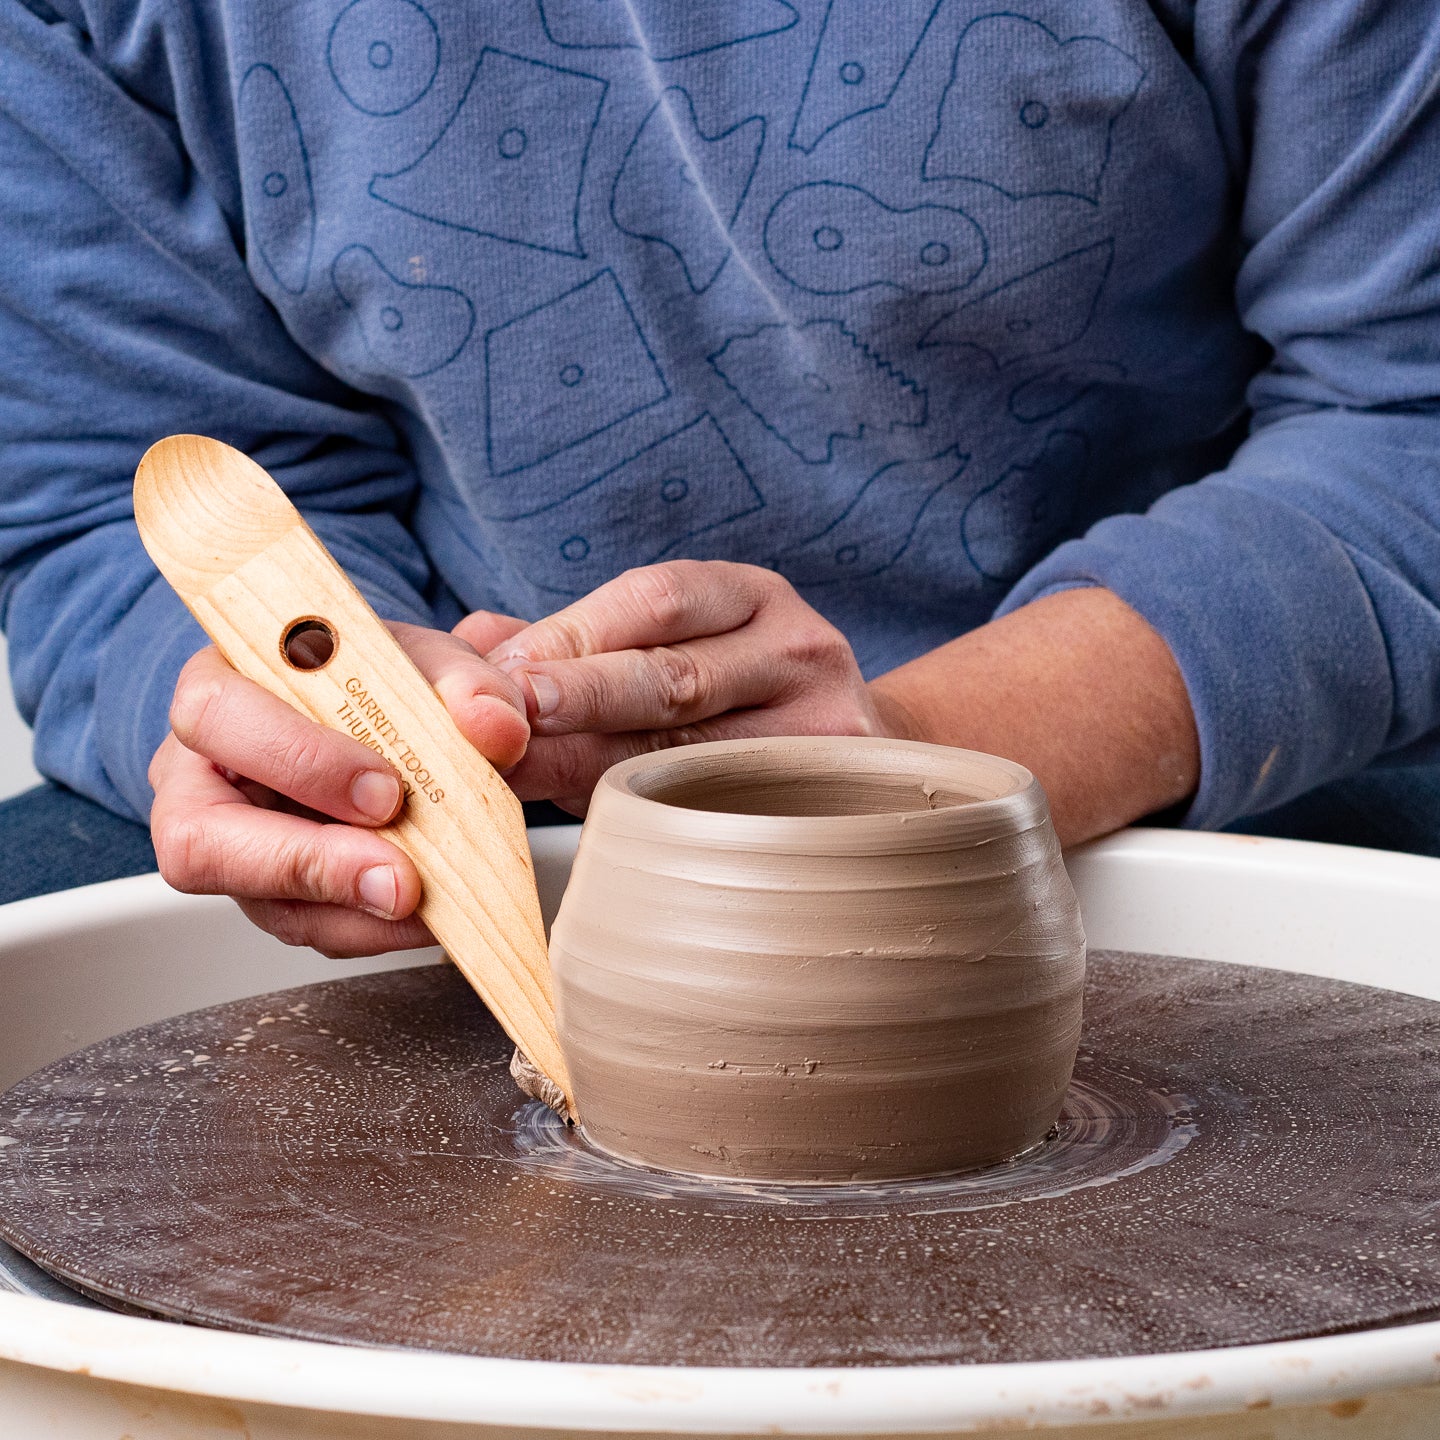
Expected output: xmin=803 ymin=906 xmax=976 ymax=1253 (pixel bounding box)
xmin=453 ymin=560 xmax=892 ymax=814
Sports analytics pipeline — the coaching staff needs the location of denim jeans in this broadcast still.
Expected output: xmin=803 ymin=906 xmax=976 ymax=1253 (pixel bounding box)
xmin=1 ymin=768 xmax=1436 ymax=907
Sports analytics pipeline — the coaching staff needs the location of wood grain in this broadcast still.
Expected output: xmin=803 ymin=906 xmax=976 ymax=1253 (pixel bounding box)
xmin=133 ymin=434 xmax=573 ymax=1118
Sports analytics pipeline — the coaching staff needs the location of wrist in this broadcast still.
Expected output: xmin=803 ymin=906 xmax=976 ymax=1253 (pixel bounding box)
xmin=866 ymin=682 xmax=926 ymax=745
xmin=869 ymin=589 xmax=1199 ymax=846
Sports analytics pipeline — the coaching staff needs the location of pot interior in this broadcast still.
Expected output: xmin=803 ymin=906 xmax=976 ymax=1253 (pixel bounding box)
xmin=622 ymin=742 xmax=1025 ymax=818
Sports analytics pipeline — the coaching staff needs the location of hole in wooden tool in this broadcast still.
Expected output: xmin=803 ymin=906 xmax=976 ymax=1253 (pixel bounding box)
xmin=281 ymin=618 xmax=337 ymax=671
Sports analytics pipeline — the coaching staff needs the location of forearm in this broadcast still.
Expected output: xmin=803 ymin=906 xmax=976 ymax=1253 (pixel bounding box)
xmin=869 ymin=588 xmax=1199 ymax=847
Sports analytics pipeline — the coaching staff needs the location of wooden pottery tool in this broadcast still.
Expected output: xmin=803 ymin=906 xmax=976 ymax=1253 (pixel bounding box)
xmin=133 ymin=434 xmax=574 ymax=1121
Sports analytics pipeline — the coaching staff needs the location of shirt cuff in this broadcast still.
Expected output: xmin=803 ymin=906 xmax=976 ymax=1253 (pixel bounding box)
xmin=997 ymin=479 xmax=1391 ymax=831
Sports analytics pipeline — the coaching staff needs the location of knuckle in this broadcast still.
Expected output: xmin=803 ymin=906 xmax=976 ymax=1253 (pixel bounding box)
xmin=548 ymin=748 xmax=589 ymax=803
xmin=262 ymin=901 xmax=351 ymax=957
xmin=538 ymin=737 xmax=594 ymax=802
xmin=658 ymin=723 xmax=710 ymax=751
xmin=794 ymin=619 xmax=853 ymax=669
xmin=809 ymin=707 xmax=875 ymax=738
xmin=545 ymin=613 xmax=595 ymax=660
xmin=272 ymin=832 xmax=336 ymax=903
xmin=264 ymin=901 xmax=313 ymax=950
xmin=168 ymin=671 xmax=228 ymax=750
xmin=724 ymin=561 xmax=790 ymax=609
xmin=748 ymin=562 xmax=791 ymax=596
xmin=648 ymin=644 xmax=704 ymax=716
xmin=273 ymin=726 xmax=329 ymax=786
xmin=153 ymin=814 xmax=214 ymax=893
xmin=628 ymin=563 xmax=691 ymax=632
xmin=146 ymin=737 xmax=173 ymax=791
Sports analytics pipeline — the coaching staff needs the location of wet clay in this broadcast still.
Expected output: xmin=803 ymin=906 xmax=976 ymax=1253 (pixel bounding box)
xmin=508 ymin=1048 xmax=569 ymax=1117
xmin=548 ymin=737 xmax=1087 ymax=1181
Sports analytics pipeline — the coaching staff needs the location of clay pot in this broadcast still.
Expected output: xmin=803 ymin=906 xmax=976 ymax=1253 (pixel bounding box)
xmin=549 ymin=736 xmax=1086 ymax=1182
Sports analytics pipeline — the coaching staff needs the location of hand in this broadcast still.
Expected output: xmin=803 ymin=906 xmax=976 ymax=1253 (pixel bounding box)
xmin=454 ymin=560 xmax=891 ymax=814
xmin=148 ymin=623 xmax=529 ymax=957
xmin=463 ymin=579 xmax=1199 ymax=846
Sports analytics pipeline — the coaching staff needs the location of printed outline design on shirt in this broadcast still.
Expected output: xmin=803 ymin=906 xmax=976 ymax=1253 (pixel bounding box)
xmin=919 ymin=239 xmax=1114 ymax=365
xmin=788 ymin=0 xmax=945 ymax=154
xmin=506 ymin=414 xmax=766 ymax=595
xmin=327 ymin=0 xmax=441 ymax=116
xmin=330 ymin=244 xmax=475 ymax=377
xmin=763 ymin=181 xmax=987 ymax=296
xmin=238 ymin=63 xmax=316 ymax=295
xmin=369 ymin=48 xmax=607 ymax=257
xmin=610 ymin=87 xmax=766 ymax=295
xmin=484 ymin=269 xmax=671 ymax=477
xmin=537 ymin=0 xmax=799 ymax=61
xmin=961 ymin=427 xmax=1089 ymax=581
xmin=771 ymin=445 xmax=970 ymax=586
xmin=922 ymin=14 xmax=1145 ymax=204
xmin=1007 ymin=361 xmax=1125 ymax=423
xmin=708 ymin=318 xmax=927 ymax=464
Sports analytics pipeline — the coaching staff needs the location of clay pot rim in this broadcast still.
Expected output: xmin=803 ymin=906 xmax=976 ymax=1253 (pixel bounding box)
xmin=593 ymin=736 xmax=1047 ymax=848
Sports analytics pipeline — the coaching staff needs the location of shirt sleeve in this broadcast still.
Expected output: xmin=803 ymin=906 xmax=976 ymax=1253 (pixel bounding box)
xmin=999 ymin=0 xmax=1440 ymax=830
xmin=0 ymin=3 xmax=445 ymax=823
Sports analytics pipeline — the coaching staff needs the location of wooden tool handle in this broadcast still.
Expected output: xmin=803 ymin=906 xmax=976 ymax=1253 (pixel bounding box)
xmin=134 ymin=434 xmax=574 ymax=1120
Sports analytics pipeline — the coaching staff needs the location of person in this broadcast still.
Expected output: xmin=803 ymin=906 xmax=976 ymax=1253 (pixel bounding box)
xmin=2 ymin=0 xmax=1438 ymax=937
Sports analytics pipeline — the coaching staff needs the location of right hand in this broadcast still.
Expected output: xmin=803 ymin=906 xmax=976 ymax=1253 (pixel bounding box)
xmin=148 ymin=623 xmax=530 ymax=958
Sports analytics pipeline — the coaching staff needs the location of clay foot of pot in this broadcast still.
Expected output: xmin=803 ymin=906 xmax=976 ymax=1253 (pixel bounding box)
xmin=510 ymin=1048 xmax=576 ymax=1124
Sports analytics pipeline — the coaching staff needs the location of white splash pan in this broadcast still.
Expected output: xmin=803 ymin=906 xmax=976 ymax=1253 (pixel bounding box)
xmin=2 ymin=826 xmax=1439 ymax=1439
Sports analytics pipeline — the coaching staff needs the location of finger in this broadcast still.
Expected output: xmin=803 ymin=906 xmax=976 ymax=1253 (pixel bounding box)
xmin=514 ymin=634 xmax=783 ymax=737
xmin=150 ymin=741 xmax=422 ymax=919
xmin=452 ymin=609 xmax=527 ymax=656
xmin=170 ymin=649 xmax=405 ymax=825
xmin=235 ymin=898 xmax=432 ymax=959
xmin=501 ymin=731 xmax=662 ymax=812
xmin=487 ymin=561 xmax=778 ymax=665
xmin=504 ymin=691 xmax=885 ymax=810
xmin=504 ymin=717 xmax=763 ymax=807
xmin=389 ymin=622 xmax=529 ymax=770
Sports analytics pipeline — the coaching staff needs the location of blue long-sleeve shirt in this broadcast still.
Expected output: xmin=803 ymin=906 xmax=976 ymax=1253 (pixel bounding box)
xmin=2 ymin=0 xmax=1438 ymax=828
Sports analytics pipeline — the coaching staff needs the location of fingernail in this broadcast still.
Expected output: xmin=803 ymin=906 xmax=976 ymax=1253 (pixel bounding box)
xmin=358 ymin=865 xmax=398 ymax=918
xmin=352 ymin=769 xmax=401 ymax=822
xmin=492 ymin=651 xmax=529 ymax=673
xmin=525 ymin=670 xmax=560 ymax=719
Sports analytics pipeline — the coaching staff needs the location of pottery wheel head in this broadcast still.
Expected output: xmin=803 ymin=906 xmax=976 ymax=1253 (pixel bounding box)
xmin=2 ymin=952 xmax=1440 ymax=1367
